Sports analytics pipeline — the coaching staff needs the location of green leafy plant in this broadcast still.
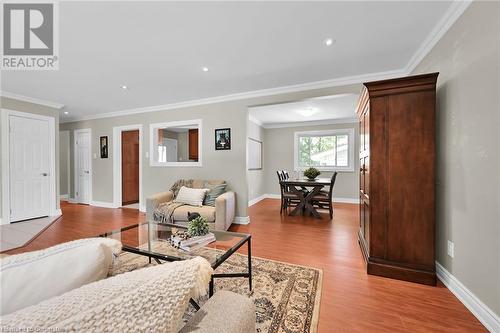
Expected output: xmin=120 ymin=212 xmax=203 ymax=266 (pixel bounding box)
xmin=303 ymin=167 xmax=321 ymax=180
xmin=187 ymin=216 xmax=210 ymax=237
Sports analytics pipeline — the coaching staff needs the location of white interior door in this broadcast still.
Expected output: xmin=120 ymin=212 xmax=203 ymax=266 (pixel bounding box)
xmin=165 ymin=138 xmax=178 ymax=162
xmin=9 ymin=115 xmax=50 ymax=222
xmin=75 ymin=131 xmax=91 ymax=204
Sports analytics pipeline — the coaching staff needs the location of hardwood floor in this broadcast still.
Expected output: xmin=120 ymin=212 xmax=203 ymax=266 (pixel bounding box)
xmin=3 ymin=200 xmax=486 ymax=332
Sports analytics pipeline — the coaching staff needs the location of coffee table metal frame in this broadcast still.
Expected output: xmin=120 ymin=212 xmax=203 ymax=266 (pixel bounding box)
xmin=100 ymin=222 xmax=252 ymax=304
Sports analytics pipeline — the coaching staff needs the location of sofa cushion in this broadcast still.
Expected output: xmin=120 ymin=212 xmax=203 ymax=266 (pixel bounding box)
xmin=173 ymin=205 xmax=216 ymax=222
xmin=180 ymin=290 xmax=256 ymax=333
xmin=203 ymin=183 xmax=227 ymax=207
xmin=0 ymin=238 xmax=121 ymax=316
xmin=174 ymin=186 xmax=209 ymax=207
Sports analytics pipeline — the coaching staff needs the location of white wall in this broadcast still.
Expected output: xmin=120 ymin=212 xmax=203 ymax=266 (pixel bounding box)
xmin=413 ymin=1 xmax=500 ymax=318
xmin=247 ymin=120 xmax=265 ymax=201
xmin=59 ymin=131 xmax=70 ymax=196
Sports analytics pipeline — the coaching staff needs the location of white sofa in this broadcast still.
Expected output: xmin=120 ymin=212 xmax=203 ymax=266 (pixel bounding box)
xmin=147 ymin=179 xmax=236 ymax=231
xmin=0 ymin=239 xmax=255 ymax=333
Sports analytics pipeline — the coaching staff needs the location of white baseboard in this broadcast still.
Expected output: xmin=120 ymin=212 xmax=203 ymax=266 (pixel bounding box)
xmin=248 ymin=194 xmax=268 ymax=206
xmin=139 ymin=204 xmax=146 ymax=213
xmin=90 ymin=201 xmax=117 ymax=209
xmin=248 ymin=193 xmax=359 ymax=206
xmin=233 ymin=216 xmax=250 ymax=225
xmin=436 ymin=262 xmax=500 ymax=332
xmin=59 ymin=194 xmax=69 ymax=201
xmin=333 ymin=197 xmax=360 ymax=204
xmin=54 ymin=209 xmax=62 ymax=216
xmin=68 ymin=197 xmax=78 ymax=203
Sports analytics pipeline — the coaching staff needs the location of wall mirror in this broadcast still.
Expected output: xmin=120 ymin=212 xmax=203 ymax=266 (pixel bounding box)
xmin=149 ymin=119 xmax=202 ymax=167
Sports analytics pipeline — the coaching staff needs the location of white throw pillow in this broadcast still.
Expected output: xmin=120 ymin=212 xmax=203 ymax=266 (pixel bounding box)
xmin=0 ymin=237 xmax=122 ymax=315
xmin=174 ymin=186 xmax=209 ymax=207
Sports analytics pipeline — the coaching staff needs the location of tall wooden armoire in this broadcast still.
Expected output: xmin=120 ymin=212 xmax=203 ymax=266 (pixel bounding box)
xmin=357 ymin=73 xmax=438 ymax=286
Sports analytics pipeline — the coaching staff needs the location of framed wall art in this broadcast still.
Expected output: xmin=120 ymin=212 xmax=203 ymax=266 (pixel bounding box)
xmin=100 ymin=136 xmax=108 ymax=158
xmin=215 ymin=128 xmax=231 ymax=150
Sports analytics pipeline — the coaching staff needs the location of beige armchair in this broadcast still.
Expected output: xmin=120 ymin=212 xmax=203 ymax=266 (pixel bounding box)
xmin=146 ymin=180 xmax=235 ymax=231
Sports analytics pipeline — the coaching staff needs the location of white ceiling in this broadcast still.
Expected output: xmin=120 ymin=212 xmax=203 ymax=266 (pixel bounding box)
xmin=249 ymin=94 xmax=358 ymax=127
xmin=1 ymin=1 xmax=455 ymax=122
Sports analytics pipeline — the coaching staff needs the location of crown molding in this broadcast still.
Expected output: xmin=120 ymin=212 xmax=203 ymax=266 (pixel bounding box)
xmin=404 ymin=0 xmax=473 ymax=73
xmin=248 ymin=114 xmax=263 ymax=127
xmin=61 ymin=68 xmax=405 ymax=123
xmin=0 ymin=91 xmax=65 ymax=110
xmin=261 ymin=117 xmax=358 ymax=129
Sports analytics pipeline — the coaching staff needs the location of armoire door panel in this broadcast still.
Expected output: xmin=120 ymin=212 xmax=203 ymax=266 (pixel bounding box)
xmin=364 ymin=156 xmax=370 ymax=198
xmin=366 ymin=96 xmax=387 ymax=259
xmin=386 ymin=91 xmax=435 ymax=266
xmin=359 ymin=114 xmax=365 ymax=154
xmin=360 ymin=158 xmax=365 ymax=194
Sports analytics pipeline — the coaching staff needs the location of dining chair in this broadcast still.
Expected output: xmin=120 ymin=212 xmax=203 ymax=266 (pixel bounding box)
xmin=277 ymin=170 xmax=300 ymax=214
xmin=311 ymin=172 xmax=338 ymax=219
xmin=283 ymin=169 xmax=310 ymax=196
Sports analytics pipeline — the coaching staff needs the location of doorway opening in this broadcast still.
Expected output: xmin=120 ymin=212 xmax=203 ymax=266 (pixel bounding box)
xmin=121 ymin=130 xmax=139 ymax=208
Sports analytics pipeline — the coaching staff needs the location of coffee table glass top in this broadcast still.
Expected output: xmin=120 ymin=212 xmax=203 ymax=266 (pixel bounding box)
xmin=101 ymin=222 xmax=250 ymax=267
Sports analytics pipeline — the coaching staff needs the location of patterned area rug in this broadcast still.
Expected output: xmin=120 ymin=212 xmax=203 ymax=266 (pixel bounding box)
xmin=112 ymin=247 xmax=322 ymax=333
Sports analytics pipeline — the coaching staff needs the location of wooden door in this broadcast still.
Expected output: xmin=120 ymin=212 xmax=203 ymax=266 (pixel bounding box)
xmin=122 ymin=130 xmax=139 ymax=205
xmin=188 ymin=129 xmax=198 ymax=161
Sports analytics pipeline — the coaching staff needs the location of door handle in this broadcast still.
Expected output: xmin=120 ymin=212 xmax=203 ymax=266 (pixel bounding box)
xmin=41 ymin=173 xmax=48 ymax=176
xmin=84 ymin=170 xmax=90 ymax=174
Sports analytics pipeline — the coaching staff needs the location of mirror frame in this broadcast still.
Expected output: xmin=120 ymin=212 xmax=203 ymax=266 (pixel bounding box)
xmin=149 ymin=119 xmax=202 ymax=167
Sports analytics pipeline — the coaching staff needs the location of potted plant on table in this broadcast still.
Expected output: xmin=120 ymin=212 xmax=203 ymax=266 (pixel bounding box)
xmin=187 ymin=216 xmax=210 ymax=237
xmin=303 ymin=167 xmax=321 ymax=180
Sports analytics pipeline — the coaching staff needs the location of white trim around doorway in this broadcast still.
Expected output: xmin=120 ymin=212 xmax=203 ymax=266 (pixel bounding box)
xmin=73 ymin=128 xmax=93 ymax=204
xmin=1 ymin=109 xmax=58 ymax=225
xmin=59 ymin=130 xmax=71 ymax=198
xmin=113 ymin=125 xmax=144 ymax=212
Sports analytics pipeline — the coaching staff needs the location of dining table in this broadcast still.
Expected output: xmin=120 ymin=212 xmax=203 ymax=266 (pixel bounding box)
xmin=279 ymin=177 xmax=332 ymax=218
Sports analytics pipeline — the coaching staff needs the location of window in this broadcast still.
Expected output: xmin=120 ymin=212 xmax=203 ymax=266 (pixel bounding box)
xmin=294 ymin=129 xmax=354 ymax=172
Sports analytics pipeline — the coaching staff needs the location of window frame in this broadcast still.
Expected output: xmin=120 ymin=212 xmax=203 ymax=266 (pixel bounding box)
xmin=149 ymin=119 xmax=202 ymax=167
xmin=293 ymin=128 xmax=355 ymax=172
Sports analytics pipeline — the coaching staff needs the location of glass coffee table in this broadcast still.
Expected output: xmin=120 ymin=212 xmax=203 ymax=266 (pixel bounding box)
xmin=100 ymin=221 xmax=252 ymax=301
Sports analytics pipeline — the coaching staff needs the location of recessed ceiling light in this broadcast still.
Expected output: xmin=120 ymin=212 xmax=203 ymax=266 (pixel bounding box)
xmin=202 ymin=67 xmax=209 ymax=72
xmin=324 ymin=38 xmax=334 ymax=46
xmin=297 ymin=107 xmax=318 ymax=117
xmin=121 ymin=85 xmax=128 ymax=90
xmin=63 ymin=111 xmax=69 ymax=115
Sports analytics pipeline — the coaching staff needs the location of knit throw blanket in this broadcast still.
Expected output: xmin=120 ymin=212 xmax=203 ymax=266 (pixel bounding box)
xmin=1 ymin=257 xmax=213 ymax=333
xmin=170 ymin=179 xmax=194 ymax=197
xmin=153 ymin=179 xmax=194 ymax=223
xmin=154 ymin=201 xmax=186 ymax=224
